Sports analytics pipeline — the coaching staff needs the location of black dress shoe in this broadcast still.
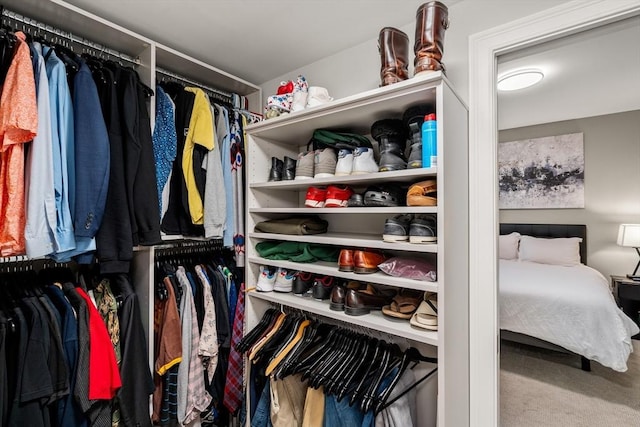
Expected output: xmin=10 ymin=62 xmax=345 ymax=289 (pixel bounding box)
xmin=283 ymin=156 xmax=297 ymax=180
xmin=268 ymin=157 xmax=284 ymax=181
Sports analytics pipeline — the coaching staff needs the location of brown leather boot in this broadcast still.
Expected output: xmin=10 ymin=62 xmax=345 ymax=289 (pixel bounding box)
xmin=378 ymin=27 xmax=409 ymax=87
xmin=414 ymin=1 xmax=449 ymax=76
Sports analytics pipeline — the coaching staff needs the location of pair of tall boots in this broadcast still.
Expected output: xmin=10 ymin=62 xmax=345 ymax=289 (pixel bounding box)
xmin=379 ymin=1 xmax=449 ymax=86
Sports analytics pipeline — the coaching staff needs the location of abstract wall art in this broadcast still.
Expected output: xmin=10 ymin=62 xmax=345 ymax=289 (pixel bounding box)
xmin=498 ymin=132 xmax=584 ymax=209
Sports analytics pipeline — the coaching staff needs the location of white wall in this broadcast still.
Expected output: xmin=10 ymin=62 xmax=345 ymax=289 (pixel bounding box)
xmin=260 ymin=0 xmax=567 ymax=105
xmin=499 ymin=110 xmax=640 ymax=280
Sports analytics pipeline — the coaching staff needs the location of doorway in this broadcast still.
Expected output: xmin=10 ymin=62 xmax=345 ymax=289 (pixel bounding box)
xmin=468 ymin=1 xmax=640 ymax=426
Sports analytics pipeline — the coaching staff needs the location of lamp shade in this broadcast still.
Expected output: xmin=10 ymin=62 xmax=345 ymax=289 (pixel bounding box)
xmin=617 ymin=224 xmax=640 ymax=247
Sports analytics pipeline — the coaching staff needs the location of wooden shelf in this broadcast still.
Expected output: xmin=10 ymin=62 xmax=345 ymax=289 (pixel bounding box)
xmin=247 ymin=256 xmax=437 ymax=292
xmin=248 ymin=291 xmax=438 ymax=346
xmin=249 ymin=207 xmax=437 ymax=214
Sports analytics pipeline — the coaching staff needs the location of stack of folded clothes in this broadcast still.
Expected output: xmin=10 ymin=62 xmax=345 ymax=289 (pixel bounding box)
xmin=254 ymin=215 xmax=328 ymax=235
xmin=255 ymin=241 xmax=339 ymax=263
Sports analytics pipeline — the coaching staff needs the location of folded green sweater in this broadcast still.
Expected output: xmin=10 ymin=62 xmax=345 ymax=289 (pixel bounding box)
xmin=255 ymin=241 xmax=339 ymax=263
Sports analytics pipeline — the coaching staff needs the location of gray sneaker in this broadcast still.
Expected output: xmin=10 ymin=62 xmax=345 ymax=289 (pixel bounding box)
xmin=409 ymin=215 xmax=437 ymax=243
xmin=295 ymin=151 xmax=315 ymax=180
xmin=314 ymin=148 xmax=337 ymax=178
xmin=383 ymin=214 xmax=413 ymax=242
xmin=407 ymin=142 xmax=422 ymax=168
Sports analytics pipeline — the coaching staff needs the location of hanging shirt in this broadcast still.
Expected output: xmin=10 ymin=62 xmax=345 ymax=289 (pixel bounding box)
xmin=152 ymin=86 xmax=177 ymax=217
xmin=25 ymin=42 xmax=56 ymax=258
xmin=217 ymin=104 xmax=233 ymax=247
xmin=0 ymin=32 xmax=37 ymax=256
xmin=183 ymin=88 xmax=214 ymax=225
xmin=44 ymin=46 xmax=76 ymax=254
xmin=203 ymin=104 xmax=226 ymax=239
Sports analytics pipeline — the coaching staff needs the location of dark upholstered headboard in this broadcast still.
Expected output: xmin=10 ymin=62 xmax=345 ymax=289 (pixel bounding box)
xmin=500 ymin=223 xmax=587 ymax=264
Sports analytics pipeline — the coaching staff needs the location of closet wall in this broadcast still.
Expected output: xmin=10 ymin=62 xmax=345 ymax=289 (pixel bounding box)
xmin=1 ymin=0 xmax=262 ymax=371
xmin=259 ymin=0 xmax=568 ymax=104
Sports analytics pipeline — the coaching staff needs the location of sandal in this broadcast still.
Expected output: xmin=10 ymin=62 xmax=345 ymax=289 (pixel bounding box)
xmin=410 ymin=292 xmax=438 ymax=330
xmin=382 ymin=289 xmax=423 ymax=319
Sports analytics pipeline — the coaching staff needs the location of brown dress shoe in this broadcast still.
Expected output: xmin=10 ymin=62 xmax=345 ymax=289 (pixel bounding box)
xmin=345 ymin=284 xmax=396 ymax=316
xmin=353 ymin=249 xmax=386 ymax=274
xmin=329 ymin=281 xmax=363 ymax=311
xmin=338 ymin=249 xmax=355 ymax=272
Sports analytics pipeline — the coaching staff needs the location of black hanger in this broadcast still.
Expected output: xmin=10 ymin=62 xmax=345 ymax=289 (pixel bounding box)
xmin=237 ymin=308 xmax=278 ymax=353
xmin=372 ymin=347 xmax=437 ymax=414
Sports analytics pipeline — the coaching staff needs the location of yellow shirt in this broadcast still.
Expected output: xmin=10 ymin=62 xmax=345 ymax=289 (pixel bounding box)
xmin=182 ymin=88 xmax=214 ymax=225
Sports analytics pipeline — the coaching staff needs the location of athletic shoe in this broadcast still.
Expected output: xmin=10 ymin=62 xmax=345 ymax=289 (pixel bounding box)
xmin=364 ymin=185 xmax=403 ymax=207
xmin=295 ymin=151 xmax=315 ymax=180
xmin=409 ymin=215 xmax=437 ymax=243
xmin=304 ymin=186 xmax=327 ymax=208
xmin=347 ymin=193 xmax=364 ymax=207
xmin=312 ymin=275 xmax=335 ymax=300
xmin=325 ymin=185 xmax=354 ymax=208
xmin=314 ymin=148 xmax=337 ymax=178
xmin=293 ymin=271 xmax=314 ymax=296
xmin=274 ymin=267 xmax=296 ymax=292
xmin=335 ymin=149 xmax=354 ymax=176
xmin=407 ymin=142 xmax=423 ymax=168
xmin=351 ymin=147 xmax=378 ymax=175
xmin=382 ymin=214 xmax=413 ymax=242
xmin=256 ymin=265 xmax=276 ymax=292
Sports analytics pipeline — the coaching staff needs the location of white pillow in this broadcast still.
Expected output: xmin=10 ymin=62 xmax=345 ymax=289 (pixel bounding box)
xmin=518 ymin=235 xmax=582 ymax=266
xmin=499 ymin=232 xmax=521 ymax=260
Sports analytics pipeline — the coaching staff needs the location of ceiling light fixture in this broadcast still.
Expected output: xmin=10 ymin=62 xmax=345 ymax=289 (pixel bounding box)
xmin=497 ymin=69 xmax=544 ymax=91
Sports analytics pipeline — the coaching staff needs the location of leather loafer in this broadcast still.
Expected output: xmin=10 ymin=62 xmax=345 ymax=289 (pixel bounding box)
xmin=338 ymin=249 xmax=355 ymax=272
xmin=329 ymin=280 xmax=362 ymax=311
xmin=344 ymin=284 xmax=396 ymax=316
xmin=353 ymin=249 xmax=386 ymax=274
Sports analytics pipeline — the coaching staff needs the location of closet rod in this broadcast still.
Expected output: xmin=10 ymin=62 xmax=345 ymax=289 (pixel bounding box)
xmin=156 ymin=67 xmax=235 ymax=101
xmin=154 ymin=238 xmax=225 ymax=253
xmin=0 ymin=7 xmax=140 ymax=66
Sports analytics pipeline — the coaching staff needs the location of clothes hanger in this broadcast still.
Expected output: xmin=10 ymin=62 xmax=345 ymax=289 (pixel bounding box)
xmin=253 ymin=313 xmax=301 ymax=364
xmin=325 ymin=332 xmax=366 ymax=395
xmin=361 ymin=343 xmax=400 ymax=413
xmin=248 ymin=311 xmax=287 ymax=361
xmin=372 ymin=347 xmax=437 ymax=414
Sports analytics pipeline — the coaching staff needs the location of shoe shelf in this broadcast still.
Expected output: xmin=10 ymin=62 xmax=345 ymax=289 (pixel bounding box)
xmin=249 ymin=168 xmax=436 ymax=190
xmin=247 ymin=256 xmax=438 ymax=293
xmin=248 ymin=232 xmax=437 ymax=253
xmin=249 ymin=207 xmax=437 ymax=214
xmin=247 ymin=290 xmax=439 ymax=346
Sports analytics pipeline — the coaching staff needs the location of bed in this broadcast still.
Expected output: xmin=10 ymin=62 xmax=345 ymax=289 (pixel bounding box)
xmin=499 ymin=223 xmax=639 ymax=372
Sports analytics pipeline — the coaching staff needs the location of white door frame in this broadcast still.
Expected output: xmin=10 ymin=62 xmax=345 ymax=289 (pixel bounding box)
xmin=468 ymin=1 xmax=640 ymax=426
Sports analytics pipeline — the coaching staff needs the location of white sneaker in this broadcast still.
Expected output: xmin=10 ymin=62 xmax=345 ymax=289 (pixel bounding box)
xmin=335 ymin=149 xmax=353 ymax=176
xmin=351 ymin=147 xmax=378 ymax=175
xmin=257 ymin=266 xmax=276 ymax=292
xmin=274 ymin=268 xmax=296 ymax=292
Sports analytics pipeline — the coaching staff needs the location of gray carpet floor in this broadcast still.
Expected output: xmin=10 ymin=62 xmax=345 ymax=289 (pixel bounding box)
xmin=500 ymin=340 xmax=640 ymax=426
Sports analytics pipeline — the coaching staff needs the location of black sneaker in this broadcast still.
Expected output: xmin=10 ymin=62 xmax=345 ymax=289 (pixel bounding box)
xmin=292 ymin=271 xmax=314 ymax=297
xmin=312 ymin=275 xmax=335 ymax=300
xmin=382 ymin=214 xmax=413 ymax=242
xmin=409 ymin=215 xmax=437 ymax=244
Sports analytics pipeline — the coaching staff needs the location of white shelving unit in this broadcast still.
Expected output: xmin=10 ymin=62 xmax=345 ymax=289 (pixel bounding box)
xmin=245 ymin=74 xmax=469 ymax=427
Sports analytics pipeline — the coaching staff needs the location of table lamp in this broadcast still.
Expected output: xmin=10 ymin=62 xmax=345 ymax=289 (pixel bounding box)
xmin=617 ymin=224 xmax=640 ymax=280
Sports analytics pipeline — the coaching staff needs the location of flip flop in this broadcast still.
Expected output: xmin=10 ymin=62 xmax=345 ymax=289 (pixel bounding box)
xmin=382 ymin=292 xmax=422 ymax=319
xmin=410 ymin=292 xmax=438 ymax=330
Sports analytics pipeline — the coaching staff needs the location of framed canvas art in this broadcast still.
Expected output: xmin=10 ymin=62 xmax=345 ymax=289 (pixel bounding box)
xmin=498 ymin=132 xmax=584 ymax=209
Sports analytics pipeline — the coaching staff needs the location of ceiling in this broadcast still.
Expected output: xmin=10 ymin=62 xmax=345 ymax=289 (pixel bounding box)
xmin=497 ymin=15 xmax=640 ymax=130
xmin=63 ymin=0 xmax=460 ymax=86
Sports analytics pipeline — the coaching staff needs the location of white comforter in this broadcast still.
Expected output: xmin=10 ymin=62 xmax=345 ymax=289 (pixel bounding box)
xmin=500 ymin=259 xmax=639 ymax=372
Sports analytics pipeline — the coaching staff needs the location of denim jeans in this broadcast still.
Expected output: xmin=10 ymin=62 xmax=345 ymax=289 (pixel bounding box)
xmin=251 ymin=380 xmax=273 ymax=427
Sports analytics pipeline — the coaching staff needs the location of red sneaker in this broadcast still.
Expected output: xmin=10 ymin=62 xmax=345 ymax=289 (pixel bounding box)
xmin=325 ymin=185 xmax=354 ymax=208
xmin=305 ymin=186 xmax=327 ymax=207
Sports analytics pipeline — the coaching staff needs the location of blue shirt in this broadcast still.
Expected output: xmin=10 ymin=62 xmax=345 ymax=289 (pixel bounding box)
xmin=44 ymin=47 xmax=76 ymax=254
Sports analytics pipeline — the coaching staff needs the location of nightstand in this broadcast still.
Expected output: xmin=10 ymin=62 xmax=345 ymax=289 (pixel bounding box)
xmin=612 ymin=275 xmax=640 ymax=339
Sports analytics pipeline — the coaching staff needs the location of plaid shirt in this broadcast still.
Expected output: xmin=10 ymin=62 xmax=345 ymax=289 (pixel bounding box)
xmin=223 ymin=282 xmax=245 ymax=413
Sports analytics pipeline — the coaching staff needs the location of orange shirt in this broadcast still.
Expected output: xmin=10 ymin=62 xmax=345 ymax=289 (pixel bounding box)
xmin=0 ymin=32 xmax=38 ymax=256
